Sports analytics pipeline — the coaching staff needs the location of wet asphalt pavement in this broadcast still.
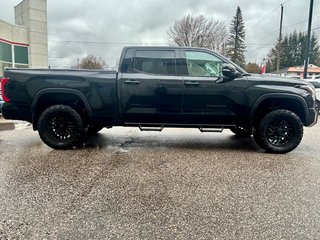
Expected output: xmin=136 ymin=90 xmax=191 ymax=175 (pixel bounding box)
xmin=0 ymin=123 xmax=320 ymax=239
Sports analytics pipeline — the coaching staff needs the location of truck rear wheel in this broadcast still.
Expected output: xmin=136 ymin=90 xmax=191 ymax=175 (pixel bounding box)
xmin=253 ymin=109 xmax=303 ymax=153
xmin=38 ymin=105 xmax=85 ymax=149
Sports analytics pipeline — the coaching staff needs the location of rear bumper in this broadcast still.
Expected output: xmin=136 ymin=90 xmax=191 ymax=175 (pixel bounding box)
xmin=1 ymin=103 xmax=32 ymax=123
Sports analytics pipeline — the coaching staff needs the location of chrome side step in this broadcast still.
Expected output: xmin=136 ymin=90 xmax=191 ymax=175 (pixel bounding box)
xmin=124 ymin=122 xmax=234 ymax=132
xmin=199 ymin=126 xmax=224 ymax=133
xmin=139 ymin=125 xmax=164 ymax=132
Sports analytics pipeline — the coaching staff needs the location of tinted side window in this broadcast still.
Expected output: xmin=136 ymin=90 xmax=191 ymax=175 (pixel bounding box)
xmin=186 ymin=51 xmax=223 ymax=77
xmin=133 ymin=50 xmax=176 ymax=75
xmin=120 ymin=49 xmax=135 ymax=73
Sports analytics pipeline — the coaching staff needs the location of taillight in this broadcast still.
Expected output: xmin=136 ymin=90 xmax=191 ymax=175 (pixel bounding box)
xmin=1 ymin=77 xmax=10 ymax=102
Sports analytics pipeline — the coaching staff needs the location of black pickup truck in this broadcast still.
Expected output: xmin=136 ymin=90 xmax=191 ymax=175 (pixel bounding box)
xmin=1 ymin=46 xmax=318 ymax=153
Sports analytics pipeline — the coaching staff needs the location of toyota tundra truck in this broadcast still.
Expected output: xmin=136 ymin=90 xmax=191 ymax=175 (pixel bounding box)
xmin=1 ymin=46 xmax=318 ymax=153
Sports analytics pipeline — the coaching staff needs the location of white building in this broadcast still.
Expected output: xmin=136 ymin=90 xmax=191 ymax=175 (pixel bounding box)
xmin=272 ymin=64 xmax=320 ymax=79
xmin=0 ymin=0 xmax=48 ymax=76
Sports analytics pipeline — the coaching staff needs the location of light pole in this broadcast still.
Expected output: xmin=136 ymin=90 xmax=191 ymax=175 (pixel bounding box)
xmin=276 ymin=4 xmax=284 ymax=72
xmin=303 ymin=0 xmax=314 ymax=79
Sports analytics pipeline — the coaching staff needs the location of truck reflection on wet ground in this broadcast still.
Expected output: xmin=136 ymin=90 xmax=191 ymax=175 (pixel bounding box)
xmin=83 ymin=128 xmax=259 ymax=152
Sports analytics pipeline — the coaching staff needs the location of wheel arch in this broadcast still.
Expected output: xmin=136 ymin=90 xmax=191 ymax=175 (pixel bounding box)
xmin=31 ymin=88 xmax=92 ymax=130
xmin=250 ymin=93 xmax=308 ymax=127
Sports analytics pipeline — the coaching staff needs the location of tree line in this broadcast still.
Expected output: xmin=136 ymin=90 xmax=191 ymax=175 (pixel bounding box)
xmin=168 ymin=8 xmax=320 ymax=74
xmin=266 ymin=31 xmax=320 ymax=72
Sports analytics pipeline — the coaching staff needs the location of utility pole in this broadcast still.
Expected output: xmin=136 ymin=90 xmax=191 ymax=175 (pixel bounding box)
xmin=303 ymin=0 xmax=314 ymax=79
xmin=276 ymin=4 xmax=284 ymax=72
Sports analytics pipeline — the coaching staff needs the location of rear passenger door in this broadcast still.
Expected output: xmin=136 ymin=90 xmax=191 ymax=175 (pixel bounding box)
xmin=118 ymin=49 xmax=184 ymax=124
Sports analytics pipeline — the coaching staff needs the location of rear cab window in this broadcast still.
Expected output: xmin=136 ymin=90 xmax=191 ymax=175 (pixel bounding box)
xmin=129 ymin=50 xmax=177 ymax=75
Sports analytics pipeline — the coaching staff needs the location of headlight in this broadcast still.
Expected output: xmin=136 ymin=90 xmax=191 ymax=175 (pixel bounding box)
xmin=298 ymin=85 xmax=316 ymax=101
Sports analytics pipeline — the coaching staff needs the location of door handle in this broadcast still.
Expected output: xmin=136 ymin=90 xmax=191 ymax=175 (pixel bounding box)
xmin=125 ymin=80 xmax=140 ymax=84
xmin=185 ymin=81 xmax=199 ymax=86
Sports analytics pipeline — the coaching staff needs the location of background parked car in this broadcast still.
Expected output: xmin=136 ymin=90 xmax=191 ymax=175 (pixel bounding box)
xmin=306 ymin=80 xmax=320 ymax=113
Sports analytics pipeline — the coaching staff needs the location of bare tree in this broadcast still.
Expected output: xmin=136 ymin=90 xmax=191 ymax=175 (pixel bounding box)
xmin=244 ymin=62 xmax=261 ymax=74
xmin=76 ymin=55 xmax=107 ymax=69
xmin=168 ymin=14 xmax=227 ymax=53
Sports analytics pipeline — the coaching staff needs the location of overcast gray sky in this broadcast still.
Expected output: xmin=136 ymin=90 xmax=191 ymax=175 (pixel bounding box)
xmin=1 ymin=0 xmax=319 ymax=68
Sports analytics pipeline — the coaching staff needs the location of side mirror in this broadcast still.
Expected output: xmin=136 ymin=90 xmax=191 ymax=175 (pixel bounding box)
xmin=222 ymin=63 xmax=240 ymax=80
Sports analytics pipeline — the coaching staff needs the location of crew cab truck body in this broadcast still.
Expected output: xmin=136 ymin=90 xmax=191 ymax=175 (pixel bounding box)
xmin=1 ymin=46 xmax=318 ymax=153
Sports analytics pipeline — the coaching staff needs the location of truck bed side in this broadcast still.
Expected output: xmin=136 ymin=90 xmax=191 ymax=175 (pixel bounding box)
xmin=2 ymin=69 xmax=119 ymax=127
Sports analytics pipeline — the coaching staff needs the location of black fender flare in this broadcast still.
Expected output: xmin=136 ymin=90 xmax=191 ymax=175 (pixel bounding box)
xmin=250 ymin=93 xmax=309 ymax=122
xmin=31 ymin=88 xmax=93 ymax=117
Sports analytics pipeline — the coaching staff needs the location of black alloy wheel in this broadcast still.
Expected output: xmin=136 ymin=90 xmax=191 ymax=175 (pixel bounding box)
xmin=49 ymin=116 xmax=76 ymax=141
xmin=265 ymin=120 xmax=293 ymax=146
xmin=253 ymin=109 xmax=303 ymax=153
xmin=38 ymin=105 xmax=85 ymax=149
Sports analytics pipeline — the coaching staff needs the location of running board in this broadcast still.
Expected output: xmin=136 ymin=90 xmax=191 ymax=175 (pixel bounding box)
xmin=139 ymin=125 xmax=164 ymax=132
xmin=199 ymin=126 xmax=224 ymax=133
xmin=124 ymin=122 xmax=233 ymax=132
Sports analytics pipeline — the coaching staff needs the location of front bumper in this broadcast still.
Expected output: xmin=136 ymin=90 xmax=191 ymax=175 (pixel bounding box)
xmin=306 ymin=106 xmax=318 ymax=127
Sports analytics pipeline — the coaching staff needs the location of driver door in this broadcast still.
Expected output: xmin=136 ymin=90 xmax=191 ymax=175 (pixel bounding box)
xmin=181 ymin=50 xmax=239 ymax=124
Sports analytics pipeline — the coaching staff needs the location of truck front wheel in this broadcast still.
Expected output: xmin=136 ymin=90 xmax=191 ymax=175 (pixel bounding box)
xmin=253 ymin=109 xmax=303 ymax=153
xmin=38 ymin=105 xmax=85 ymax=149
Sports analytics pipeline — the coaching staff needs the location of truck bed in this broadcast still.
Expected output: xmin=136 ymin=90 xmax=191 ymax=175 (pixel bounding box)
xmin=3 ymin=68 xmax=119 ymax=125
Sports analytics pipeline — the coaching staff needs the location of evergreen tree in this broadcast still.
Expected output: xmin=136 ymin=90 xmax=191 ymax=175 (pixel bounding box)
xmin=266 ymin=40 xmax=281 ymax=72
xmin=309 ymin=33 xmax=320 ymax=65
xmin=266 ymin=31 xmax=320 ymax=72
xmin=226 ymin=6 xmax=246 ymax=68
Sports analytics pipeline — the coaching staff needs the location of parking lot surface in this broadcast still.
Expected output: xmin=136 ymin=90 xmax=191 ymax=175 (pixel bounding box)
xmin=0 ymin=123 xmax=320 ymax=239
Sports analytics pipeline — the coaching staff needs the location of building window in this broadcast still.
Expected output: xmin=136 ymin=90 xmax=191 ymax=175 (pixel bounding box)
xmin=0 ymin=42 xmax=12 ymax=63
xmin=14 ymin=45 xmax=29 ymax=65
xmin=0 ymin=41 xmax=29 ymax=76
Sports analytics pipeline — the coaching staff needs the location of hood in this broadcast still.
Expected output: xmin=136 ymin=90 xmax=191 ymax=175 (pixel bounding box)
xmin=246 ymin=74 xmax=311 ymax=87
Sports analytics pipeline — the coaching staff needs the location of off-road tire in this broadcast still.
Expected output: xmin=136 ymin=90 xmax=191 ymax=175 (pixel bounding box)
xmin=38 ymin=105 xmax=85 ymax=149
xmin=253 ymin=109 xmax=303 ymax=154
xmin=230 ymin=125 xmax=252 ymax=137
